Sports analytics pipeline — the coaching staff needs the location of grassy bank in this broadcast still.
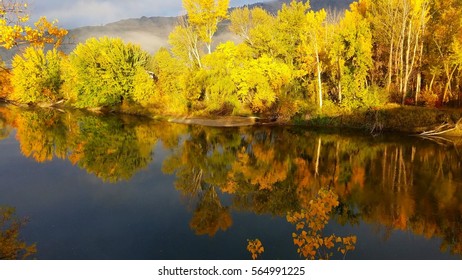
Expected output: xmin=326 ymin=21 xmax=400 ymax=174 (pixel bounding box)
xmin=303 ymin=105 xmax=462 ymax=134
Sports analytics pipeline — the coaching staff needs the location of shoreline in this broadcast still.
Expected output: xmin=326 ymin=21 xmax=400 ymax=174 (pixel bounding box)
xmin=2 ymin=101 xmax=462 ymax=135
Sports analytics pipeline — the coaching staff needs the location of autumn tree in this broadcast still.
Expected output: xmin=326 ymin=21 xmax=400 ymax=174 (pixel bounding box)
xmin=329 ymin=4 xmax=373 ymax=106
xmin=363 ymin=0 xmax=430 ymax=104
xmin=63 ymin=37 xmax=150 ymax=108
xmin=0 ymin=0 xmax=67 ymax=49
xmin=10 ymin=47 xmax=63 ymax=104
xmin=229 ymin=6 xmax=275 ymax=48
xmin=424 ymin=0 xmax=462 ymax=105
xmin=148 ymin=48 xmax=189 ymax=114
xmin=169 ymin=16 xmax=203 ymax=68
xmin=182 ymin=0 xmax=230 ymax=54
xmin=299 ymin=8 xmax=327 ymax=109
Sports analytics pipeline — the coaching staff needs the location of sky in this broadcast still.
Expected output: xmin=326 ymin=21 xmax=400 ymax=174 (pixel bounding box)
xmin=28 ymin=0 xmax=272 ymax=29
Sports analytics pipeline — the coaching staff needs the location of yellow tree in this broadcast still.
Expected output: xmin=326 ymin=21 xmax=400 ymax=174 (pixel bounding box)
xmin=169 ymin=16 xmax=203 ymax=68
xmin=229 ymin=6 xmax=273 ymax=47
xmin=183 ymin=0 xmax=230 ymax=54
xmin=300 ymin=9 xmax=327 ymax=110
xmin=329 ymin=5 xmax=373 ymax=105
xmin=363 ymin=0 xmax=430 ymax=104
xmin=0 ymin=0 xmax=67 ymax=50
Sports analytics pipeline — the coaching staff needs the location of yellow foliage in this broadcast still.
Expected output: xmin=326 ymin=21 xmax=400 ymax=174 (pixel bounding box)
xmin=182 ymin=0 xmax=230 ymax=53
xmin=1 ymin=1 xmax=67 ymax=49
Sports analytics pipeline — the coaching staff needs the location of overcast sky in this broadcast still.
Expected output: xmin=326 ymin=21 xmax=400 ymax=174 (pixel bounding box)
xmin=28 ymin=0 xmax=271 ymax=29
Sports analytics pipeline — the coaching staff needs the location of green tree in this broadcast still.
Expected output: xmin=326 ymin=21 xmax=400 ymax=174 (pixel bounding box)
xmin=329 ymin=6 xmax=373 ymax=107
xmin=10 ymin=47 xmax=63 ymax=104
xmin=149 ymin=48 xmax=189 ymax=114
xmin=63 ymin=37 xmax=149 ymax=108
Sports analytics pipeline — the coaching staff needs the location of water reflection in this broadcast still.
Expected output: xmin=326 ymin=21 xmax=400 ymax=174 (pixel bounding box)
xmin=0 ymin=106 xmax=185 ymax=181
xmin=1 ymin=105 xmax=462 ymax=258
xmin=0 ymin=206 xmax=36 ymax=260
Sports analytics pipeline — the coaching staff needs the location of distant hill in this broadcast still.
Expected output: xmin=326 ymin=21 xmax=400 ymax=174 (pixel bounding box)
xmin=1 ymin=0 xmax=354 ymax=64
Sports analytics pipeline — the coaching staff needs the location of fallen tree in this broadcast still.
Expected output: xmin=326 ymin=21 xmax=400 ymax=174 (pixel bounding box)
xmin=419 ymin=118 xmax=462 ymax=137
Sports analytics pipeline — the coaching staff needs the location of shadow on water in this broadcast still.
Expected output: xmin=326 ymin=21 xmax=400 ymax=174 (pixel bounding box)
xmin=1 ymin=105 xmax=462 ymax=259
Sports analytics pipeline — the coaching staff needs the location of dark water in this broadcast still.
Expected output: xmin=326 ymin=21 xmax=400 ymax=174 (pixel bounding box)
xmin=1 ymin=105 xmax=462 ymax=260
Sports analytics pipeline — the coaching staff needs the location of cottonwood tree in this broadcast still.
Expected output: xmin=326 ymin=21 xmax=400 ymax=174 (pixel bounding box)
xmin=329 ymin=4 xmax=373 ymax=105
xmin=229 ymin=6 xmax=273 ymax=47
xmin=363 ymin=0 xmax=430 ymax=104
xmin=183 ymin=0 xmax=230 ymax=54
xmin=300 ymin=8 xmax=327 ymax=110
xmin=169 ymin=16 xmax=202 ymax=68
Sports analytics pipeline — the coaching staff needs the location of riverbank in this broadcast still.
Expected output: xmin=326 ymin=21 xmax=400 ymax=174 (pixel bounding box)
xmin=302 ymin=105 xmax=462 ymax=134
xmin=2 ymin=101 xmax=462 ymax=134
xmin=166 ymin=105 xmax=462 ymax=135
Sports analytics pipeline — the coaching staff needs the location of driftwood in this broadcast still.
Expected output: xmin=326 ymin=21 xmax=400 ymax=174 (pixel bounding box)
xmin=419 ymin=118 xmax=462 ymax=137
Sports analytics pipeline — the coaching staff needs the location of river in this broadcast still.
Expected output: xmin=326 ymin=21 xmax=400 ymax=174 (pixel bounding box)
xmin=1 ymin=105 xmax=461 ymax=259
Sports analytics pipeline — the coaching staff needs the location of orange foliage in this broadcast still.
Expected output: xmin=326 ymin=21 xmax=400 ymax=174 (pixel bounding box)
xmin=247 ymin=238 xmax=264 ymax=260
xmin=287 ymin=188 xmax=356 ymax=259
xmin=0 ymin=68 xmax=13 ymax=98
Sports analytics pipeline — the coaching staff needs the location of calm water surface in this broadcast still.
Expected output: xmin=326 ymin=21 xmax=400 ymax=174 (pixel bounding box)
xmin=1 ymin=105 xmax=461 ymax=260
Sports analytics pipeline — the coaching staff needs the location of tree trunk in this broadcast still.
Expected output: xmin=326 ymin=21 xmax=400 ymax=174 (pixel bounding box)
xmin=315 ymin=43 xmax=323 ymax=110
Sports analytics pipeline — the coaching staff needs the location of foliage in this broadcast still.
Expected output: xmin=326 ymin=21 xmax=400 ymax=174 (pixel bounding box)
xmin=287 ymin=188 xmax=357 ymax=260
xmin=247 ymin=239 xmax=264 ymax=260
xmin=0 ymin=0 xmax=67 ymax=49
xmin=149 ymin=48 xmax=189 ymax=114
xmin=63 ymin=37 xmax=150 ymax=108
xmin=0 ymin=206 xmax=36 ymax=260
xmin=6 ymin=0 xmax=462 ymax=116
xmin=10 ymin=47 xmax=63 ymax=104
xmin=0 ymin=62 xmax=12 ymax=99
xmin=183 ymin=0 xmax=230 ymax=54
xmin=168 ymin=18 xmax=203 ymax=68
xmin=132 ymin=66 xmax=157 ymax=107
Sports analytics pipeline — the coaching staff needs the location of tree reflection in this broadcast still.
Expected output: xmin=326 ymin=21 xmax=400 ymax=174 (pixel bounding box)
xmin=0 ymin=106 xmax=185 ymax=182
xmin=189 ymin=186 xmax=232 ymax=237
xmin=2 ymin=106 xmax=462 ymax=257
xmin=0 ymin=206 xmax=36 ymax=260
xmin=287 ymin=188 xmax=356 ymax=260
xmin=162 ymin=125 xmax=462 ymax=257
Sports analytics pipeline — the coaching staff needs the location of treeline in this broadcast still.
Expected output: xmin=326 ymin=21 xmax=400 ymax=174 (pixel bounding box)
xmin=2 ymin=0 xmax=462 ymax=118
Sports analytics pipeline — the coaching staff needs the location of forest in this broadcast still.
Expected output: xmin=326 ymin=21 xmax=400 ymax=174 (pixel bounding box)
xmin=2 ymin=0 xmax=462 ymax=122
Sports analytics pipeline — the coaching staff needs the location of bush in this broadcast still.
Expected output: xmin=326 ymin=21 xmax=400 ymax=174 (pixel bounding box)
xmin=63 ymin=37 xmax=150 ymax=108
xmin=10 ymin=47 xmax=63 ymax=104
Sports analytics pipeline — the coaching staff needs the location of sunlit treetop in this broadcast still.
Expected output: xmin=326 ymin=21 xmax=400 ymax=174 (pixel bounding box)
xmin=0 ymin=0 xmax=68 ymax=49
